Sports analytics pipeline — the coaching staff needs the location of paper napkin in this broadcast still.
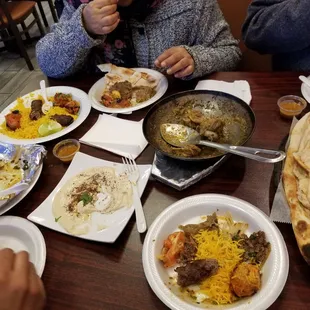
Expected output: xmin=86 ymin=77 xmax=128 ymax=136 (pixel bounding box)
xmin=79 ymin=114 xmax=148 ymax=159
xmin=195 ymin=80 xmax=252 ymax=105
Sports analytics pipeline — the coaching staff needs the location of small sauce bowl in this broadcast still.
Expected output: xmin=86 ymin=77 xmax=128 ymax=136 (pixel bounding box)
xmin=277 ymin=95 xmax=307 ymax=119
xmin=53 ymin=139 xmax=80 ymax=163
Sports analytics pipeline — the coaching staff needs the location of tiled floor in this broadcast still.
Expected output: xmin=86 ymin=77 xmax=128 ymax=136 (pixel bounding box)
xmin=0 ymin=2 xmax=54 ymax=110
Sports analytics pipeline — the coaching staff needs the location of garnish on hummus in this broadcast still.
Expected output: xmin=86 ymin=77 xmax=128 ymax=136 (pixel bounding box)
xmin=52 ymin=167 xmax=133 ymax=235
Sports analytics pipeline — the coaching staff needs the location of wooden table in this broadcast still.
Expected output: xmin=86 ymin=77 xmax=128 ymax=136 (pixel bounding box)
xmin=7 ymin=72 xmax=310 ymax=310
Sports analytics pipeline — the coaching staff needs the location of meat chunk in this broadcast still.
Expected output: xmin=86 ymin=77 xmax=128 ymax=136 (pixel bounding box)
xmin=179 ymin=213 xmax=218 ymax=235
xmin=110 ymin=81 xmax=132 ymax=100
xmin=238 ymin=231 xmax=271 ymax=265
xmin=51 ymin=115 xmax=74 ymax=126
xmin=188 ymin=109 xmax=205 ymax=124
xmin=5 ymin=111 xmax=21 ymax=130
xmin=200 ymin=119 xmax=223 ymax=132
xmin=231 ymin=262 xmax=261 ymax=297
xmin=179 ymin=232 xmax=197 ymax=264
xmin=30 ymin=100 xmax=43 ymax=120
xmin=202 ymin=130 xmax=219 ymax=142
xmin=171 ymin=145 xmax=201 ymax=157
xmin=175 ymin=259 xmax=219 ymax=287
xmin=54 ymin=93 xmax=72 ymax=106
xmin=133 ymin=86 xmax=156 ymax=103
xmin=53 ymin=93 xmax=79 ymax=115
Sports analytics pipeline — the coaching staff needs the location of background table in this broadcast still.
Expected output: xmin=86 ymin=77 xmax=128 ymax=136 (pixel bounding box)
xmin=7 ymin=72 xmax=310 ymax=310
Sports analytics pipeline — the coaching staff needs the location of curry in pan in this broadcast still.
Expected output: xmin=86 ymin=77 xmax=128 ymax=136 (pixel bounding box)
xmin=143 ymin=91 xmax=255 ymax=160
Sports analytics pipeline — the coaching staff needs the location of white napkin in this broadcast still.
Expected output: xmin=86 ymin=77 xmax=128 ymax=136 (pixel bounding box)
xmin=195 ymin=80 xmax=252 ymax=105
xmin=79 ymin=114 xmax=148 ymax=159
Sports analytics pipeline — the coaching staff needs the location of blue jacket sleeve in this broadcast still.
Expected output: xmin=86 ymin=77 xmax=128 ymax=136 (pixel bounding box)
xmin=36 ymin=2 xmax=105 ymax=78
xmin=242 ymin=0 xmax=310 ymax=54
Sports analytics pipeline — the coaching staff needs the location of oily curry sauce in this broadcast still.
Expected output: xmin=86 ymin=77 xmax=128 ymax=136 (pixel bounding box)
xmin=147 ymin=98 xmax=251 ymax=159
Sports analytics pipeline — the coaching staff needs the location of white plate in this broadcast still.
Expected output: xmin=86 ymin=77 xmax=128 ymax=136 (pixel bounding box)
xmin=142 ymin=194 xmax=289 ymax=310
xmin=88 ymin=68 xmax=168 ymax=114
xmin=0 ymin=216 xmax=46 ymax=276
xmin=301 ymin=75 xmax=310 ymax=103
xmin=28 ymin=152 xmax=152 ymax=243
xmin=0 ymin=163 xmax=43 ymax=215
xmin=0 ymin=86 xmax=92 ymax=145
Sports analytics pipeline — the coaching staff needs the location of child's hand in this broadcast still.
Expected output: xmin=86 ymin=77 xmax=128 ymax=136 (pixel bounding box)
xmin=83 ymin=0 xmax=120 ymax=35
xmin=155 ymin=47 xmax=195 ymax=78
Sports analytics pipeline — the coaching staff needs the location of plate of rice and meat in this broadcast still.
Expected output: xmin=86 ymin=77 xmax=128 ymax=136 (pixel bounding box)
xmin=0 ymin=86 xmax=91 ymax=145
xmin=142 ymin=194 xmax=289 ymax=310
xmin=89 ymin=64 xmax=168 ymax=114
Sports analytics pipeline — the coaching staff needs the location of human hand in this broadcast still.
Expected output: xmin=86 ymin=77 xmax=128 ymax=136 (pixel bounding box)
xmin=155 ymin=47 xmax=195 ymax=78
xmin=82 ymin=0 xmax=120 ymax=36
xmin=0 ymin=249 xmax=46 ymax=310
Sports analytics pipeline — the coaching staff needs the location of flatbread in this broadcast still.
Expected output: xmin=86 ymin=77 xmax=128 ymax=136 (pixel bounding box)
xmin=283 ymin=112 xmax=310 ymax=264
xmin=98 ymin=64 xmax=157 ymax=87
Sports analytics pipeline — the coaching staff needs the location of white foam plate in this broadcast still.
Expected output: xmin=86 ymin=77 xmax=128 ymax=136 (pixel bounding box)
xmin=0 ymin=163 xmax=43 ymax=215
xmin=88 ymin=68 xmax=168 ymax=114
xmin=301 ymin=75 xmax=310 ymax=103
xmin=28 ymin=152 xmax=152 ymax=243
xmin=0 ymin=216 xmax=46 ymax=276
xmin=142 ymin=194 xmax=289 ymax=310
xmin=0 ymin=86 xmax=92 ymax=145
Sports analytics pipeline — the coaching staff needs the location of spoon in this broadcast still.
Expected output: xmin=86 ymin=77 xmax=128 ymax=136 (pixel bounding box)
xmin=40 ymin=80 xmax=53 ymax=114
xmin=299 ymin=75 xmax=310 ymax=89
xmin=160 ymin=124 xmax=286 ymax=163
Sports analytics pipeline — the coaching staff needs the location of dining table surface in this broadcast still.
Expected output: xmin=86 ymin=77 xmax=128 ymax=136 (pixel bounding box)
xmin=6 ymin=71 xmax=310 ymax=310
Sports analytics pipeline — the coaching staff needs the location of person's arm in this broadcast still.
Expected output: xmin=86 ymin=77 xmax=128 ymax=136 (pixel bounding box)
xmin=184 ymin=0 xmax=241 ymax=79
xmin=36 ymin=2 xmax=105 ymax=78
xmin=242 ymin=0 xmax=310 ymax=54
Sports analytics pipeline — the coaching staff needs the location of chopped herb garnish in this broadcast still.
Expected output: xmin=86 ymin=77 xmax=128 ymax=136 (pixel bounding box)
xmin=12 ymin=110 xmax=19 ymax=114
xmin=55 ymin=216 xmax=62 ymax=222
xmin=80 ymin=192 xmax=92 ymax=206
xmin=13 ymin=165 xmax=20 ymax=170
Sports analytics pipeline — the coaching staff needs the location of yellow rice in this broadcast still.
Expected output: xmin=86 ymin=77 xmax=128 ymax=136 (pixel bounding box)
xmin=194 ymin=230 xmax=244 ymax=305
xmin=0 ymin=97 xmax=77 ymax=139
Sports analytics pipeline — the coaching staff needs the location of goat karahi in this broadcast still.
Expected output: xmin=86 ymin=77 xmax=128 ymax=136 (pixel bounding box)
xmin=53 ymin=167 xmax=133 ymax=236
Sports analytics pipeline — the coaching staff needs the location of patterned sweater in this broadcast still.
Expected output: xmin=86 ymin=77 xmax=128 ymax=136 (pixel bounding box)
xmin=243 ymin=0 xmax=310 ymax=71
xmin=36 ymin=0 xmax=241 ymax=79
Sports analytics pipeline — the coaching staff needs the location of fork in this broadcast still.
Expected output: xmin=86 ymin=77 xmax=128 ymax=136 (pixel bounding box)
xmin=122 ymin=156 xmax=147 ymax=233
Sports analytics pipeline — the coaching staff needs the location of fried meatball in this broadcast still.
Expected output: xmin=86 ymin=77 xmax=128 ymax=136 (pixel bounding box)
xmin=231 ymin=262 xmax=261 ymax=297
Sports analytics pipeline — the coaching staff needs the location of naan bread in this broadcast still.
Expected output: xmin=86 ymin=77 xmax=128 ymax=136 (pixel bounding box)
xmin=283 ymin=112 xmax=310 ymax=264
xmin=98 ymin=64 xmax=157 ymax=88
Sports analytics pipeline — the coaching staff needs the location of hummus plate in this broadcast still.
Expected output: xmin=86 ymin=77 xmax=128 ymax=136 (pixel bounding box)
xmin=28 ymin=152 xmax=152 ymax=243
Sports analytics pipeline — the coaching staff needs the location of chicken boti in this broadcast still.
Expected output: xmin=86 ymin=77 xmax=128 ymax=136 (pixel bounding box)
xmin=5 ymin=110 xmax=22 ymax=130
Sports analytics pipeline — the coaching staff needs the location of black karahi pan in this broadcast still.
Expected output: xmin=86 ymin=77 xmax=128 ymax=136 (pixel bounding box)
xmin=143 ymin=90 xmax=256 ymax=161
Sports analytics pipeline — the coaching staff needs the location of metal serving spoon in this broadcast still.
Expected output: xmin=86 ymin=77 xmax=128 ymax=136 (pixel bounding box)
xmin=160 ymin=124 xmax=286 ymax=163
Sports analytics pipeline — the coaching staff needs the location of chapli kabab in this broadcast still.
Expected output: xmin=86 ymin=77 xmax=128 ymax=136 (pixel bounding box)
xmin=158 ymin=213 xmax=271 ymax=306
xmin=0 ymin=92 xmax=80 ymax=139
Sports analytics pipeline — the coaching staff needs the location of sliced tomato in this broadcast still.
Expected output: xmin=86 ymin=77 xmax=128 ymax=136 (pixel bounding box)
xmin=159 ymin=232 xmax=185 ymax=268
